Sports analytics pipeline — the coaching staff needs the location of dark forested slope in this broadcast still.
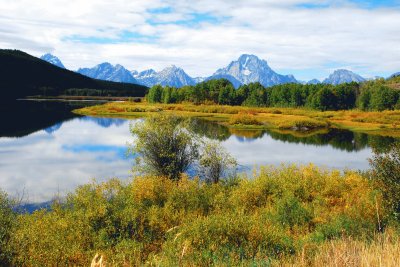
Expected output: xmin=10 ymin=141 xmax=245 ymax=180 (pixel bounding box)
xmin=0 ymin=49 xmax=147 ymax=100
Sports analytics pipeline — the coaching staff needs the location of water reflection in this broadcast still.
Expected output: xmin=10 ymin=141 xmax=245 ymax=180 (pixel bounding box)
xmin=0 ymin=100 xmax=99 ymax=138
xmin=188 ymin=118 xmax=398 ymax=153
xmin=0 ymin=117 xmax=132 ymax=203
xmin=188 ymin=118 xmax=231 ymax=141
xmin=44 ymin=123 xmax=63 ymax=134
xmin=79 ymin=117 xmax=126 ymax=128
xmin=43 ymin=117 xmax=127 ymax=135
xmin=263 ymin=129 xmax=398 ymax=153
xmin=1 ymin=102 xmax=399 ymax=204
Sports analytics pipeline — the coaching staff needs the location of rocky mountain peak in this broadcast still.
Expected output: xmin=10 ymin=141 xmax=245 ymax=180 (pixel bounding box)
xmin=40 ymin=53 xmax=65 ymax=69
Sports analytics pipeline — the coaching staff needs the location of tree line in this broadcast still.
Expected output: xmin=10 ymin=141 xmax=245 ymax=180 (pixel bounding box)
xmin=146 ymin=77 xmax=400 ymax=111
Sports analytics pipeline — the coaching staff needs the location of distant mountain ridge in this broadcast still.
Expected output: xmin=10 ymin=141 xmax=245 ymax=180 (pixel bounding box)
xmin=75 ymin=61 xmax=196 ymax=88
xmin=323 ymin=69 xmax=366 ymax=85
xmin=77 ymin=63 xmax=138 ymax=84
xmin=41 ymin=53 xmax=379 ymax=88
xmin=133 ymin=65 xmax=196 ymax=88
xmin=307 ymin=79 xmax=321 ymax=85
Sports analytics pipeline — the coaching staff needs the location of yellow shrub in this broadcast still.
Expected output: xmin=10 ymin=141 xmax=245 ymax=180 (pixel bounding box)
xmin=8 ymin=165 xmax=386 ymax=266
xmin=229 ymin=112 xmax=263 ymax=126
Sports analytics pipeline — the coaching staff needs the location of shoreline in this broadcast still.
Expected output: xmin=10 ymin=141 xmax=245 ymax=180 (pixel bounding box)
xmin=73 ymin=101 xmax=400 ymax=137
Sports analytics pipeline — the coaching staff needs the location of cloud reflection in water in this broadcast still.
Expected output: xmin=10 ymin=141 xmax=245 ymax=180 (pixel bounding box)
xmin=0 ymin=116 xmax=385 ymax=204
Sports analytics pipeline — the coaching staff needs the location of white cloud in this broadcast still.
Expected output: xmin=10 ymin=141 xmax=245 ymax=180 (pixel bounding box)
xmin=0 ymin=0 xmax=399 ymax=80
xmin=0 ymin=118 xmax=135 ymax=203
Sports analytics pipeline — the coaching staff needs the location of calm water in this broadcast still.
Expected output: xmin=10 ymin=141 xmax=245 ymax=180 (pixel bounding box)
xmin=0 ymin=100 xmax=398 ymax=204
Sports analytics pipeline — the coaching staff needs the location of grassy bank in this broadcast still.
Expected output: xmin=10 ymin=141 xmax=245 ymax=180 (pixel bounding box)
xmin=74 ymin=101 xmax=400 ymax=137
xmin=1 ymin=164 xmax=396 ymax=266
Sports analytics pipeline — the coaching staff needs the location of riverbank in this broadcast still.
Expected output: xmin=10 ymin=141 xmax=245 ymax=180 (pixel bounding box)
xmin=74 ymin=101 xmax=400 ymax=137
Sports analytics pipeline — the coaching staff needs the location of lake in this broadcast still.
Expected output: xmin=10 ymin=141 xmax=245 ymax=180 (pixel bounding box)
xmin=0 ymin=100 xmax=398 ymax=205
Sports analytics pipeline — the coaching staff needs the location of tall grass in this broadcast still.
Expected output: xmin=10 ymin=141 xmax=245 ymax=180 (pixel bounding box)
xmin=281 ymin=229 xmax=400 ymax=267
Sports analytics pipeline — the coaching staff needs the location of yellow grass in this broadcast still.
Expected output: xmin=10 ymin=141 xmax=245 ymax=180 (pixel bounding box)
xmin=280 ymin=229 xmax=400 ymax=267
xmin=74 ymin=102 xmax=400 ymax=137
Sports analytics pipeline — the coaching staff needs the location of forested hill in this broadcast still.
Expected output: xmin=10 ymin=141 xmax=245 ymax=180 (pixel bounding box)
xmin=0 ymin=49 xmax=148 ymax=101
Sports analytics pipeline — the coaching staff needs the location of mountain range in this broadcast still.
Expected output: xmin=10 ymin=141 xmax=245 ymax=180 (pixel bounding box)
xmin=40 ymin=53 xmax=397 ymax=88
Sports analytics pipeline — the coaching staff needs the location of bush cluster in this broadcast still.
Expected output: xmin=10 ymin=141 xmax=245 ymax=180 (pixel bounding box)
xmin=229 ymin=112 xmax=263 ymax=126
xmin=3 ymin=165 xmax=383 ymax=266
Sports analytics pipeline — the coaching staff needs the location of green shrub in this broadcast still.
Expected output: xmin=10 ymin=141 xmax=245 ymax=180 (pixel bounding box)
xmin=160 ymin=214 xmax=295 ymax=266
xmin=0 ymin=191 xmax=15 ymax=267
xmin=275 ymin=196 xmax=312 ymax=230
xmin=369 ymin=142 xmax=400 ymax=220
xmin=130 ymin=114 xmax=199 ymax=180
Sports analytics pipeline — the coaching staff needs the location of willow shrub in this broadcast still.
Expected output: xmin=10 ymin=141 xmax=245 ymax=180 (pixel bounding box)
xmin=9 ymin=165 xmax=383 ymax=266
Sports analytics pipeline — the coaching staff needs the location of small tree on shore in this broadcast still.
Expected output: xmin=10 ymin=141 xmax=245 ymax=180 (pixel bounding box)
xmin=198 ymin=140 xmax=237 ymax=183
xmin=130 ymin=114 xmax=237 ymax=182
xmin=130 ymin=114 xmax=199 ymax=180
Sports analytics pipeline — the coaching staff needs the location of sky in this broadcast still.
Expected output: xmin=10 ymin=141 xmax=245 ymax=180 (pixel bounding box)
xmin=0 ymin=0 xmax=399 ymax=81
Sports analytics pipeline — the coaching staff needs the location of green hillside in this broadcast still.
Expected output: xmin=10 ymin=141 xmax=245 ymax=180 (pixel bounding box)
xmin=0 ymin=49 xmax=148 ymax=100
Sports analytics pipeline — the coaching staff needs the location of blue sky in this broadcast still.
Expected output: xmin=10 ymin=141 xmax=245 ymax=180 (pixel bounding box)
xmin=0 ymin=0 xmax=399 ymax=80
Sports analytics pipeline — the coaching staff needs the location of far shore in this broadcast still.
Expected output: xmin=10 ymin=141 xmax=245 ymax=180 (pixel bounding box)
xmin=20 ymin=95 xmax=144 ymax=102
xmin=73 ymin=101 xmax=400 ymax=137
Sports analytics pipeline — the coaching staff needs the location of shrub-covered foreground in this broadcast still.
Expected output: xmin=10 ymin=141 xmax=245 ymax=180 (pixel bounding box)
xmin=1 ymin=164 xmax=389 ymax=266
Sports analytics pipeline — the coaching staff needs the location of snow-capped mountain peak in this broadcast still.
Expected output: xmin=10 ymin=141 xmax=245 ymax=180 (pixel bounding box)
xmin=40 ymin=53 xmax=65 ymax=69
xmin=210 ymin=54 xmax=297 ymax=88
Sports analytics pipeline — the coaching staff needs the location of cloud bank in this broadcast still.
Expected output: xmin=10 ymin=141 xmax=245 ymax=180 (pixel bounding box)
xmin=0 ymin=0 xmax=399 ymax=80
